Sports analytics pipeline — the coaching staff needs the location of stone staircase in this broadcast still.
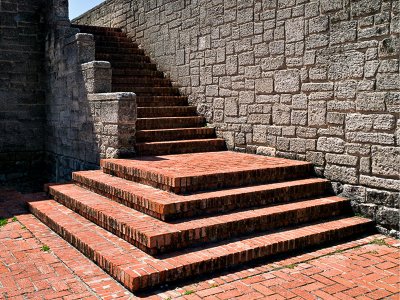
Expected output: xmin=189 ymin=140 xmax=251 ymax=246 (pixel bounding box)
xmin=28 ymin=25 xmax=374 ymax=292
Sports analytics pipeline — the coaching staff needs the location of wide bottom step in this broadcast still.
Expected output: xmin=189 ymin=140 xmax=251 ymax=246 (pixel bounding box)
xmin=29 ymin=199 xmax=373 ymax=292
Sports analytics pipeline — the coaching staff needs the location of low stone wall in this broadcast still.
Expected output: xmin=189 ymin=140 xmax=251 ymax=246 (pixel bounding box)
xmin=74 ymin=0 xmax=400 ymax=237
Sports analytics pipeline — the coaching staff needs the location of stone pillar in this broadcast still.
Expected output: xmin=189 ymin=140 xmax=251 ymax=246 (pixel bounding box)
xmin=82 ymin=61 xmax=112 ymax=93
xmin=88 ymin=93 xmax=137 ymax=160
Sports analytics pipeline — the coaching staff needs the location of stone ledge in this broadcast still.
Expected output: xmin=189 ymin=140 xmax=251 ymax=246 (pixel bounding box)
xmin=87 ymin=92 xmax=136 ymax=101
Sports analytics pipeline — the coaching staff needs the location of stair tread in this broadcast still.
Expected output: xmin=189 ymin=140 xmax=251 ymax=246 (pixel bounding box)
xmin=137 ymin=127 xmax=213 ymax=133
xmin=30 ymin=199 xmax=372 ymax=291
xmin=49 ymin=183 xmax=350 ymax=254
xmin=101 ymin=151 xmax=312 ymax=194
xmin=136 ymin=138 xmax=226 ymax=145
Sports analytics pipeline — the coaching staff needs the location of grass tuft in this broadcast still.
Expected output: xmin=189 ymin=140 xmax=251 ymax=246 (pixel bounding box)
xmin=41 ymin=245 xmax=50 ymax=252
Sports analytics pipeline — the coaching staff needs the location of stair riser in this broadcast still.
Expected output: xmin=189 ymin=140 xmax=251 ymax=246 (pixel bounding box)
xmin=112 ymin=77 xmax=171 ymax=87
xmin=137 ymin=107 xmax=197 ymax=118
xmin=96 ymin=47 xmax=145 ymax=55
xmin=29 ymin=202 xmax=373 ymax=292
xmin=49 ymin=187 xmax=353 ymax=255
xmin=96 ymin=54 xmax=151 ymax=63
xmin=110 ymin=62 xmax=157 ymax=70
xmin=112 ymin=86 xmax=180 ymax=95
xmin=136 ymin=129 xmax=215 ymax=142
xmin=137 ymin=117 xmax=205 ymax=130
xmin=136 ymin=97 xmax=188 ymax=107
xmin=135 ymin=139 xmax=226 ymax=156
xmin=73 ymin=173 xmax=329 ymax=221
xmin=102 ymin=163 xmax=314 ymax=194
xmin=113 ymin=69 xmax=164 ymax=77
xmin=95 ymin=41 xmax=138 ymax=49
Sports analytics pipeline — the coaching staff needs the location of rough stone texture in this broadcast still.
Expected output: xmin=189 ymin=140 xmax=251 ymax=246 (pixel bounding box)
xmin=0 ymin=0 xmax=46 ymax=191
xmin=74 ymin=0 xmax=400 ymax=235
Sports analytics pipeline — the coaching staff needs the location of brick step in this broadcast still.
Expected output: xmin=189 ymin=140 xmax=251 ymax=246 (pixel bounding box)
xmin=93 ymin=35 xmax=134 ymax=44
xmin=112 ymin=68 xmax=164 ymax=78
xmin=96 ymin=46 xmax=145 ymax=55
xmin=48 ymin=183 xmax=352 ymax=255
xmin=112 ymin=76 xmax=171 ymax=87
xmin=136 ymin=127 xmax=215 ymax=142
xmin=73 ymin=170 xmax=329 ymax=220
xmin=137 ymin=106 xmax=197 ymax=118
xmin=29 ymin=199 xmax=373 ymax=291
xmin=72 ymin=24 xmax=122 ymax=33
xmin=96 ymin=53 xmax=151 ymax=63
xmin=135 ymin=138 xmax=227 ymax=156
xmin=110 ymin=61 xmax=157 ymax=70
xmin=112 ymin=86 xmax=180 ymax=95
xmin=101 ymin=151 xmax=314 ymax=194
xmin=136 ymin=96 xmax=188 ymax=107
xmin=137 ymin=116 xmax=205 ymax=130
xmin=95 ymin=40 xmax=139 ymax=49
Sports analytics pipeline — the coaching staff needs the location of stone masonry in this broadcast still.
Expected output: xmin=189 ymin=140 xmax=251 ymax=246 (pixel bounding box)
xmin=0 ymin=0 xmax=46 ymax=191
xmin=74 ymin=0 xmax=399 ymax=237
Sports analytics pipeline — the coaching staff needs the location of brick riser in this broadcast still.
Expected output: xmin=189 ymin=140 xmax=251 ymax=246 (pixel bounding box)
xmin=101 ymin=161 xmax=313 ymax=194
xmin=73 ymin=170 xmax=330 ymax=221
xmin=49 ymin=183 xmax=353 ymax=255
xmin=136 ymin=128 xmax=216 ymax=142
xmin=29 ymin=200 xmax=373 ymax=292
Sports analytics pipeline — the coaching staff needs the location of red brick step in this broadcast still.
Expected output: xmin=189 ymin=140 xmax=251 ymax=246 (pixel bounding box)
xmin=136 ymin=96 xmax=188 ymax=107
xmin=48 ymin=183 xmax=352 ymax=255
xmin=96 ymin=53 xmax=150 ymax=63
xmin=101 ymin=151 xmax=314 ymax=194
xmin=96 ymin=46 xmax=145 ymax=55
xmin=112 ymin=86 xmax=180 ymax=95
xmin=112 ymin=76 xmax=171 ymax=87
xmin=137 ymin=116 xmax=205 ymax=130
xmin=29 ymin=199 xmax=373 ymax=291
xmin=137 ymin=106 xmax=197 ymax=118
xmin=73 ymin=170 xmax=329 ymax=220
xmin=135 ymin=139 xmax=226 ymax=156
xmin=112 ymin=68 xmax=164 ymax=77
xmin=136 ymin=127 xmax=216 ymax=142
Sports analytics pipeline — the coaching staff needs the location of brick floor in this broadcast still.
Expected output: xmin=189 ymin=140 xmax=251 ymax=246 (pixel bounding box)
xmin=1 ymin=189 xmax=399 ymax=299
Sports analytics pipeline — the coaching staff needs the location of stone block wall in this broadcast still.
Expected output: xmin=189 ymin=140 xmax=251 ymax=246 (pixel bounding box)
xmin=0 ymin=0 xmax=47 ymax=191
xmin=75 ymin=0 xmax=399 ymax=236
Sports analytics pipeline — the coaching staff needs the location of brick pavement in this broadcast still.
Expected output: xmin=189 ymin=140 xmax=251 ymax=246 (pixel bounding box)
xmin=0 ymin=189 xmax=398 ymax=299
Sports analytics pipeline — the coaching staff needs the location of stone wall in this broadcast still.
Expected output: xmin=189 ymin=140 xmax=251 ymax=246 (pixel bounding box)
xmin=75 ymin=0 xmax=400 ymax=236
xmin=0 ymin=0 xmax=47 ymax=191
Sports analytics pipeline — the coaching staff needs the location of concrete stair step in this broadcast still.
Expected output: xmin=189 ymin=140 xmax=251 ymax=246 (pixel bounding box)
xmin=112 ymin=86 xmax=180 ymax=95
xmin=136 ymin=127 xmax=215 ymax=142
xmin=137 ymin=106 xmax=197 ymax=118
xmin=48 ymin=183 xmax=352 ymax=255
xmin=135 ymin=138 xmax=227 ymax=156
xmin=29 ymin=199 xmax=373 ymax=291
xmin=136 ymin=96 xmax=188 ymax=107
xmin=73 ymin=170 xmax=330 ymax=221
xmin=96 ymin=53 xmax=151 ymax=63
xmin=137 ymin=116 xmax=205 ymax=130
xmin=101 ymin=151 xmax=314 ymax=194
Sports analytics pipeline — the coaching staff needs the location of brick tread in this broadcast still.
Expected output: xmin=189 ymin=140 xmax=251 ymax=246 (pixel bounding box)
xmin=136 ymin=127 xmax=216 ymax=142
xmin=137 ymin=116 xmax=205 ymax=130
xmin=136 ymin=96 xmax=188 ymax=107
xmin=101 ymin=151 xmax=313 ymax=194
xmin=72 ymin=24 xmax=122 ymax=33
xmin=29 ymin=199 xmax=372 ymax=291
xmin=135 ymin=138 xmax=226 ymax=156
xmin=137 ymin=106 xmax=197 ymax=118
xmin=112 ymin=68 xmax=164 ymax=77
xmin=96 ymin=53 xmax=151 ymax=62
xmin=49 ymin=183 xmax=352 ymax=255
xmin=112 ymin=76 xmax=171 ymax=87
xmin=73 ymin=170 xmax=329 ymax=220
xmin=112 ymin=86 xmax=180 ymax=95
xmin=96 ymin=46 xmax=145 ymax=55
xmin=110 ymin=61 xmax=157 ymax=70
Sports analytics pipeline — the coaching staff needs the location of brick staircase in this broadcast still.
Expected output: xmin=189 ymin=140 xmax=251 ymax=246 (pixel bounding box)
xmin=29 ymin=25 xmax=374 ymax=292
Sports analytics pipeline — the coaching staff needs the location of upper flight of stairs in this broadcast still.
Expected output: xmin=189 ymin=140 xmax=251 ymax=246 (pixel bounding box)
xmin=28 ymin=25 xmax=374 ymax=292
xmin=72 ymin=24 xmax=226 ymax=156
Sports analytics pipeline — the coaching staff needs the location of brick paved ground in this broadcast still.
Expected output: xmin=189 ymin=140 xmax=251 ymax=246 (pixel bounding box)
xmin=0 ymin=189 xmax=399 ymax=300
